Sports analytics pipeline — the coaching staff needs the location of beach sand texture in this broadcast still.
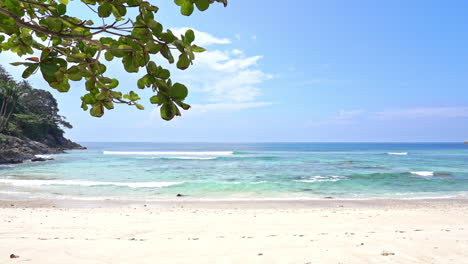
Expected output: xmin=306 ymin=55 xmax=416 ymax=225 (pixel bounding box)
xmin=1 ymin=199 xmax=468 ymax=264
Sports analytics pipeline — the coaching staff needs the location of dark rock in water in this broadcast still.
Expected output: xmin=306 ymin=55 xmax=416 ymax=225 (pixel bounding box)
xmin=31 ymin=157 xmax=47 ymax=162
xmin=10 ymin=254 xmax=19 ymax=259
xmin=31 ymin=156 xmax=54 ymax=162
xmin=324 ymin=196 xmax=334 ymax=199
xmin=464 ymin=140 xmax=468 ymax=144
xmin=176 ymin=194 xmax=184 ymax=197
xmin=0 ymin=134 xmax=84 ymax=165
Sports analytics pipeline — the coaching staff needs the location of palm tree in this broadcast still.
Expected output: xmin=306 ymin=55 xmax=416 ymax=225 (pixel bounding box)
xmin=0 ymin=80 xmax=25 ymax=132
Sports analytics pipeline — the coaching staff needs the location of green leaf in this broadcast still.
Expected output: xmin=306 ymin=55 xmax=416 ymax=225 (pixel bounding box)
xmin=103 ymin=101 xmax=114 ymax=110
xmin=160 ymin=103 xmax=175 ymax=120
xmin=181 ymin=2 xmax=194 ymax=16
xmin=195 ymin=0 xmax=210 ymax=11
xmin=90 ymin=105 xmax=104 ymax=117
xmin=85 ymin=80 xmax=96 ymax=91
xmin=150 ymin=95 xmax=162 ymax=104
xmin=110 ymin=91 xmax=122 ymax=99
xmin=57 ymin=4 xmax=67 ymax=15
xmin=58 ymin=0 xmax=69 ymax=4
xmin=156 ymin=67 xmax=170 ymax=79
xmin=160 ymin=45 xmax=174 ymax=64
xmin=146 ymin=42 xmax=162 ymax=54
xmin=177 ymin=53 xmax=190 ymax=70
xmin=185 ymin=29 xmax=195 ymax=44
xmin=147 ymin=61 xmax=158 ymax=75
xmin=137 ymin=78 xmax=145 ymax=89
xmin=22 ymin=64 xmax=39 ymax=78
xmin=135 ymin=103 xmax=145 ymax=110
xmin=191 ymin=45 xmax=206 ymax=53
xmin=40 ymin=63 xmax=59 ymax=76
xmin=160 ymin=31 xmax=177 ymax=43
xmin=104 ymin=52 xmax=114 ymax=61
xmin=98 ymin=3 xmax=112 ymax=18
xmin=175 ymin=101 xmax=191 ymax=110
xmin=109 ymin=79 xmax=119 ymax=89
xmin=170 ymin=83 xmax=188 ymax=100
xmin=147 ymin=20 xmax=163 ymax=35
xmin=10 ymin=62 xmax=24 ymax=66
xmin=95 ymin=92 xmax=107 ymax=100
xmin=56 ymin=83 xmax=70 ymax=92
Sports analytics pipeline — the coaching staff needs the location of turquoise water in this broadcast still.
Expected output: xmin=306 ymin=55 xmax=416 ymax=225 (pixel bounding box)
xmin=1 ymin=142 xmax=468 ymax=200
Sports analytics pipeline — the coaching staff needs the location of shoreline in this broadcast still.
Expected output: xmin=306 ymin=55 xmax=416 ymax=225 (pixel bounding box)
xmin=2 ymin=197 xmax=468 ymax=209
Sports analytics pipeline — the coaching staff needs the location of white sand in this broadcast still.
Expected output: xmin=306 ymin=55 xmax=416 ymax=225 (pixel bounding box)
xmin=1 ymin=199 xmax=468 ymax=263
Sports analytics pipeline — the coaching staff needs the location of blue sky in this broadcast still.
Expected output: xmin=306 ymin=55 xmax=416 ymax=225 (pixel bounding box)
xmin=1 ymin=0 xmax=468 ymax=142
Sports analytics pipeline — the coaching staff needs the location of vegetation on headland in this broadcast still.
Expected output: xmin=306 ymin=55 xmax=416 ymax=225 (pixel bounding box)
xmin=0 ymin=66 xmax=83 ymax=164
xmin=0 ymin=66 xmax=72 ymax=142
xmin=0 ymin=0 xmax=227 ymax=120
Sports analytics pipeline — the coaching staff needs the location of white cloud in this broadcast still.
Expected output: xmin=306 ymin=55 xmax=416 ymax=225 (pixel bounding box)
xmin=204 ymin=70 xmax=271 ymax=102
xmin=305 ymin=106 xmax=468 ymax=128
xmin=305 ymin=109 xmax=364 ymax=127
xmin=148 ymin=29 xmax=272 ymax=122
xmin=231 ymin=49 xmax=243 ymax=55
xmin=166 ymin=30 xmax=272 ymax=105
xmin=191 ymin=102 xmax=273 ymax=113
xmin=375 ymin=107 xmax=468 ymax=119
xmin=336 ymin=110 xmax=365 ymax=119
xmin=171 ymin=27 xmax=231 ymax=46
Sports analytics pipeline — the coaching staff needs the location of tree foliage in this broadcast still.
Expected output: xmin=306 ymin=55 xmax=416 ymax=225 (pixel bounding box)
xmin=0 ymin=0 xmax=227 ymax=120
xmin=0 ymin=66 xmax=71 ymax=141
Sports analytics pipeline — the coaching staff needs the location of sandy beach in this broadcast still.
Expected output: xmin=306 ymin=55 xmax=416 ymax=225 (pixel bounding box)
xmin=1 ymin=199 xmax=467 ymax=263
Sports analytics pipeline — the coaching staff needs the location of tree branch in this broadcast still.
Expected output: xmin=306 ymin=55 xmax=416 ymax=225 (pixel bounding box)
xmin=0 ymin=7 xmax=133 ymax=52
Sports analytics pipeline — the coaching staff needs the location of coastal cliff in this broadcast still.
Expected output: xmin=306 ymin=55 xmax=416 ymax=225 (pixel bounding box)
xmin=0 ymin=66 xmax=84 ymax=164
xmin=0 ymin=134 xmax=84 ymax=164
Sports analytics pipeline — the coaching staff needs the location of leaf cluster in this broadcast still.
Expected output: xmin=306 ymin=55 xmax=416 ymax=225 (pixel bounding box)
xmin=0 ymin=0 xmax=227 ymax=120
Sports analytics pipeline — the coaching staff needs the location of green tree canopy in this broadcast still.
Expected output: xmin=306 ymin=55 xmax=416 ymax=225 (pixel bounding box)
xmin=0 ymin=0 xmax=227 ymax=120
xmin=0 ymin=65 xmax=73 ymax=141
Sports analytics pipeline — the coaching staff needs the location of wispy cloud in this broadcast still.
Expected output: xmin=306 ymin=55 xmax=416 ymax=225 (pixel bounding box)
xmin=305 ymin=109 xmax=365 ymax=127
xmin=336 ymin=110 xmax=365 ymax=119
xmin=190 ymin=102 xmax=272 ymax=113
xmin=171 ymin=27 xmax=231 ymax=46
xmin=305 ymin=106 xmax=468 ymax=128
xmin=375 ymin=107 xmax=468 ymax=119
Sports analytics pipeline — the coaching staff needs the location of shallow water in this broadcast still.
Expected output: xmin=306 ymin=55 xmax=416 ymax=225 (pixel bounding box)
xmin=1 ymin=142 xmax=468 ymax=200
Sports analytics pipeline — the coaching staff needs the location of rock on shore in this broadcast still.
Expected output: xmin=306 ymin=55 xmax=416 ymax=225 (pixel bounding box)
xmin=0 ymin=134 xmax=85 ymax=164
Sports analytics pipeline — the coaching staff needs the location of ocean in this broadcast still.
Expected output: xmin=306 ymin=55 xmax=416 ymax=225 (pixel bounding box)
xmin=1 ymin=142 xmax=468 ymax=201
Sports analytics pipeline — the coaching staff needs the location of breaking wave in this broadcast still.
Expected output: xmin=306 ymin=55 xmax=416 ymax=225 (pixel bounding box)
xmin=387 ymin=152 xmax=408 ymax=155
xmin=294 ymin=175 xmax=347 ymax=183
xmin=103 ymin=151 xmax=233 ymax=156
xmin=410 ymin=171 xmax=434 ymax=177
xmin=0 ymin=179 xmax=183 ymax=188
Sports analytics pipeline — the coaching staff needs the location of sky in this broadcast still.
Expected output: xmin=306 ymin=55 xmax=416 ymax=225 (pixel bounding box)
xmin=1 ymin=0 xmax=468 ymax=142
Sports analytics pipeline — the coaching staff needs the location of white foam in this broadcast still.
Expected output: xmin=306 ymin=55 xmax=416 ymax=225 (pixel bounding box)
xmin=224 ymin=181 xmax=268 ymax=185
xmin=103 ymin=151 xmax=232 ymax=156
xmin=410 ymin=171 xmax=434 ymax=177
xmin=171 ymin=156 xmax=216 ymax=160
xmin=387 ymin=152 xmax=408 ymax=155
xmin=0 ymin=179 xmax=183 ymax=188
xmin=35 ymin=154 xmax=53 ymax=159
xmin=251 ymin=181 xmax=267 ymax=184
xmin=294 ymin=175 xmax=347 ymax=183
